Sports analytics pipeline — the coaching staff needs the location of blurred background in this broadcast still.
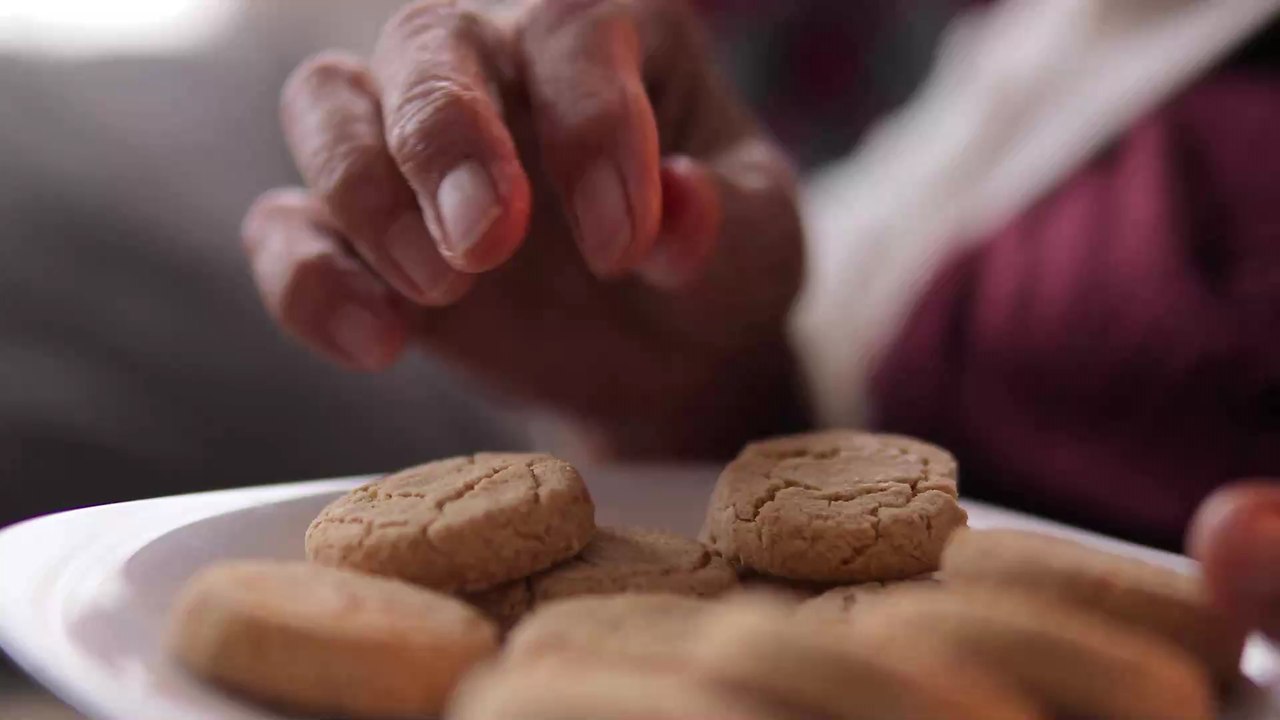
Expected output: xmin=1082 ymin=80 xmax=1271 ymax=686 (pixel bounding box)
xmin=0 ymin=1 xmax=952 ymax=715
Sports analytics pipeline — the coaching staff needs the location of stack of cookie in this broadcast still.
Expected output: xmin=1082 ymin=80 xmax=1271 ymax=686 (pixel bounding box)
xmin=167 ymin=432 xmax=1242 ymax=720
xmin=167 ymin=451 xmax=742 ymax=717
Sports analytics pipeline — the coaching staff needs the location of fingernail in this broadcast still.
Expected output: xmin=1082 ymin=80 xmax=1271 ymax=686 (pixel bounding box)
xmin=384 ymin=213 xmax=457 ymax=302
xmin=329 ymin=304 xmax=388 ymax=370
xmin=573 ymin=161 xmax=632 ymax=276
xmin=436 ymin=161 xmax=500 ymax=260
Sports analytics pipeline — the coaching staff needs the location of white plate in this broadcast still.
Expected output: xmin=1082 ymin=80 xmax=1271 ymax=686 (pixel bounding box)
xmin=1 ymin=464 xmax=1277 ymax=720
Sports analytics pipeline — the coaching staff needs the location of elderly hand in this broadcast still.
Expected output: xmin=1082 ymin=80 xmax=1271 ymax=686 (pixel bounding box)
xmin=240 ymin=0 xmax=806 ymax=457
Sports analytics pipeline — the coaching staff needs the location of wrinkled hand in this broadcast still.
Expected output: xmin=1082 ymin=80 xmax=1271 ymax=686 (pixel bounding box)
xmin=241 ymin=0 xmax=805 ymax=456
xmin=1189 ymin=480 xmax=1280 ymax=641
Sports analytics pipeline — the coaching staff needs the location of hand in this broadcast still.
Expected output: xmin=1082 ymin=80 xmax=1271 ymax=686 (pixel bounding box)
xmin=240 ymin=0 xmax=806 ymax=458
xmin=1189 ymin=480 xmax=1280 ymax=641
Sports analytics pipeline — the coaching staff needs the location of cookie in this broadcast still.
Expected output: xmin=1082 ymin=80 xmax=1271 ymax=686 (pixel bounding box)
xmin=306 ymin=453 xmax=595 ymax=592
xmin=733 ymin=573 xmax=832 ymax=603
xmin=464 ymin=580 xmax=532 ymax=632
xmin=505 ymin=594 xmax=712 ymax=669
xmin=691 ymin=598 xmax=1042 ymax=720
xmin=168 ymin=560 xmax=497 ymax=718
xmin=851 ymin=586 xmax=1215 ymax=720
xmin=447 ymin=657 xmax=774 ymax=720
xmin=796 ymin=575 xmax=939 ymax=623
xmin=528 ymin=527 xmax=738 ymax=602
xmin=701 ymin=431 xmax=967 ymax=583
xmin=941 ymin=528 xmax=1245 ymax=682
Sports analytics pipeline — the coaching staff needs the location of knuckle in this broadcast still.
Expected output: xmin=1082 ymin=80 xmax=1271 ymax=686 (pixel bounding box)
xmin=381 ymin=0 xmax=489 ymax=60
xmin=283 ymin=51 xmax=368 ymax=106
xmin=307 ymin=143 xmax=393 ymax=223
xmin=387 ymin=0 xmax=466 ymax=40
xmin=309 ymin=142 xmax=375 ymax=200
xmin=384 ymin=76 xmax=486 ymax=167
xmin=547 ymin=78 xmax=632 ymax=140
xmin=529 ymin=0 xmax=621 ymax=33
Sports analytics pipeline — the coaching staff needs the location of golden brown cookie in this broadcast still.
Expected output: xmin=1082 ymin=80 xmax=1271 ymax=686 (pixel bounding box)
xmin=851 ymin=586 xmax=1215 ymax=720
xmin=796 ymin=575 xmax=939 ymax=623
xmin=505 ymin=594 xmax=712 ymax=669
xmin=168 ymin=560 xmax=497 ymax=718
xmin=691 ymin=598 xmax=1043 ymax=720
xmin=528 ymin=527 xmax=738 ymax=602
xmin=306 ymin=453 xmax=595 ymax=592
xmin=447 ymin=657 xmax=775 ymax=720
xmin=941 ymin=528 xmax=1245 ymax=682
xmin=701 ymin=431 xmax=967 ymax=583
xmin=464 ymin=580 xmax=532 ymax=632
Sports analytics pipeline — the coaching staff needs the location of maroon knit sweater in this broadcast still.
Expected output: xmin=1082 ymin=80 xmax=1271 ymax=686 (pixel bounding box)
xmin=871 ymin=22 xmax=1280 ymax=549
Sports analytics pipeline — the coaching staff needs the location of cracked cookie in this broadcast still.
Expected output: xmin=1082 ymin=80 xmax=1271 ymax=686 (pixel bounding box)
xmin=168 ymin=560 xmax=497 ymax=718
xmin=851 ymin=586 xmax=1216 ymax=720
xmin=701 ymin=430 xmax=967 ymax=583
xmin=692 ymin=597 xmax=1043 ymax=720
xmin=505 ymin=594 xmax=712 ymax=669
xmin=305 ymin=453 xmax=595 ymax=592
xmin=528 ymin=526 xmax=738 ymax=602
xmin=941 ymin=528 xmax=1245 ymax=683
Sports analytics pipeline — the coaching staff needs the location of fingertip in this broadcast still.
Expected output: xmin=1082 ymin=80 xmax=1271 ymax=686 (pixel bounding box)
xmin=242 ymin=188 xmax=313 ymax=255
xmin=326 ymin=299 xmax=409 ymax=372
xmin=280 ymin=258 xmax=415 ymax=372
xmin=1190 ymin=480 xmax=1280 ymax=637
xmin=380 ymin=213 xmax=482 ymax=306
xmin=1189 ymin=481 xmax=1280 ymax=558
xmin=417 ymin=269 xmax=478 ymax=308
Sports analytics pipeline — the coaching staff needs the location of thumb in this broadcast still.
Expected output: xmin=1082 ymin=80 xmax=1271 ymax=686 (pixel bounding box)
xmin=1188 ymin=479 xmax=1280 ymax=640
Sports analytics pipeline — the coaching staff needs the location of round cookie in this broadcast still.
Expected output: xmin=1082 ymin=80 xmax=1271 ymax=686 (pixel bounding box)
xmin=505 ymin=594 xmax=712 ymax=669
xmin=851 ymin=586 xmax=1215 ymax=720
xmin=306 ymin=453 xmax=595 ymax=592
xmin=941 ymin=528 xmax=1245 ymax=682
xmin=797 ymin=575 xmax=939 ymax=623
xmin=448 ymin=657 xmax=774 ymax=720
xmin=701 ymin=431 xmax=968 ymax=583
xmin=528 ymin=527 xmax=738 ymax=602
xmin=691 ymin=598 xmax=1043 ymax=720
xmin=168 ymin=560 xmax=497 ymax=718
